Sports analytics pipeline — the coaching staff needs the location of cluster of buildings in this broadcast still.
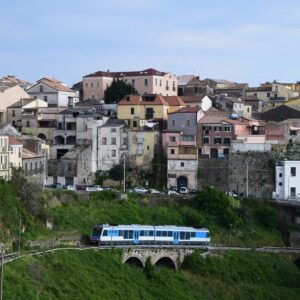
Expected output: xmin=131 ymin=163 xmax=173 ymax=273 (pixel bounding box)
xmin=0 ymin=70 xmax=300 ymax=201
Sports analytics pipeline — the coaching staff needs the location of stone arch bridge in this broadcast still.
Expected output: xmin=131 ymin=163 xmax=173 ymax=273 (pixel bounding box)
xmin=122 ymin=248 xmax=196 ymax=269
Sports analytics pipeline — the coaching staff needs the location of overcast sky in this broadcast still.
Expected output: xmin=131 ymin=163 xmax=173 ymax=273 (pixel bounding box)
xmin=1 ymin=0 xmax=299 ymax=86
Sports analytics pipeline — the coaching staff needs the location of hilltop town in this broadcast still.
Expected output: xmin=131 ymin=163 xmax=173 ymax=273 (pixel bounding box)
xmin=0 ymin=70 xmax=299 ymax=202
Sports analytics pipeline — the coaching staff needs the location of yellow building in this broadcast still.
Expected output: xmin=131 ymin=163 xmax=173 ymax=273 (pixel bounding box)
xmin=0 ymin=135 xmax=9 ymax=179
xmin=117 ymin=94 xmax=185 ymax=130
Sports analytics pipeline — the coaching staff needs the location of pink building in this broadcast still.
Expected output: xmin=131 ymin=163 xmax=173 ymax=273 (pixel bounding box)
xmin=83 ymin=68 xmax=177 ymax=100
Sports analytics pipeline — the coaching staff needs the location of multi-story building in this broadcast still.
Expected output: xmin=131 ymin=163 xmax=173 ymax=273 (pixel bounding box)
xmin=97 ymin=119 xmax=129 ymax=171
xmin=246 ymin=82 xmax=298 ymax=103
xmin=0 ymin=84 xmax=30 ymax=126
xmin=215 ymin=83 xmax=248 ymax=98
xmin=164 ymin=107 xmax=203 ymax=189
xmin=273 ymin=160 xmax=300 ymax=201
xmin=26 ymin=77 xmax=78 ymax=107
xmin=177 ymin=75 xmax=214 ymax=96
xmin=83 ymin=68 xmax=177 ymax=100
xmin=117 ymin=94 xmax=185 ymax=169
xmin=0 ymin=135 xmax=9 ymax=179
xmin=182 ymin=95 xmax=212 ymax=111
xmin=8 ymin=136 xmax=23 ymax=174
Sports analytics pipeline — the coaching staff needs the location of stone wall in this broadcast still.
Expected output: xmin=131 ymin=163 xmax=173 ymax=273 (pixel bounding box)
xmin=198 ymin=152 xmax=275 ymax=199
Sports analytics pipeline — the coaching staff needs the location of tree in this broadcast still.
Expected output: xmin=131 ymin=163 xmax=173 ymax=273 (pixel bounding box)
xmin=108 ymin=163 xmax=123 ymax=183
xmin=104 ymin=79 xmax=138 ymax=104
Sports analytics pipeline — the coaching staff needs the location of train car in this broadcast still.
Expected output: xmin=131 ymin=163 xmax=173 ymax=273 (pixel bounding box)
xmin=90 ymin=224 xmax=210 ymax=246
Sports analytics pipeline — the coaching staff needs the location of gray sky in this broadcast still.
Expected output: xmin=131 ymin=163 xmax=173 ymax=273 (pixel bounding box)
xmin=1 ymin=0 xmax=299 ymax=86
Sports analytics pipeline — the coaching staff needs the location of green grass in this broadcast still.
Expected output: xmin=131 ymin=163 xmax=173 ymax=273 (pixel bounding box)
xmin=3 ymin=249 xmax=300 ymax=300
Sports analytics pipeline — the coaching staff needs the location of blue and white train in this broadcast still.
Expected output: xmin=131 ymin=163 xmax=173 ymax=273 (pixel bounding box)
xmin=90 ymin=224 xmax=210 ymax=246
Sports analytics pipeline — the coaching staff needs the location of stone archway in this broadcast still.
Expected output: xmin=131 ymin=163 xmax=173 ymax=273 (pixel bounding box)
xmin=123 ymin=255 xmax=145 ymax=268
xmin=38 ymin=133 xmax=47 ymax=140
xmin=154 ymin=256 xmax=177 ymax=270
xmin=177 ymin=176 xmax=188 ymax=190
xmin=54 ymin=135 xmax=65 ymax=145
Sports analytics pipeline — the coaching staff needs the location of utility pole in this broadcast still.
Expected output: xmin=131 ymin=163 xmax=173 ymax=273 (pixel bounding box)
xmin=0 ymin=247 xmax=4 ymax=300
xmin=18 ymin=218 xmax=22 ymax=256
xmin=246 ymin=162 xmax=249 ymax=198
xmin=123 ymin=154 xmax=126 ymax=193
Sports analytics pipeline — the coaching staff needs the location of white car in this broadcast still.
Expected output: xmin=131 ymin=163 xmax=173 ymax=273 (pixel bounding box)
xmin=133 ymin=187 xmax=148 ymax=194
xmin=149 ymin=188 xmax=163 ymax=194
xmin=66 ymin=185 xmax=77 ymax=191
xmin=179 ymin=187 xmax=188 ymax=194
xmin=168 ymin=190 xmax=179 ymax=195
xmin=86 ymin=186 xmax=103 ymax=192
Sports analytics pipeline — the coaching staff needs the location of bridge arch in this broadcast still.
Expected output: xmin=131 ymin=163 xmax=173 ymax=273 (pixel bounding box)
xmin=153 ymin=256 xmax=177 ymax=270
xmin=123 ymin=255 xmax=145 ymax=268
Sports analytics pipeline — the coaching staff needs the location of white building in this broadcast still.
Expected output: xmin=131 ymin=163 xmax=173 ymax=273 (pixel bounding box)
xmin=27 ymin=78 xmax=78 ymax=107
xmin=273 ymin=160 xmax=300 ymax=201
xmin=97 ymin=119 xmax=128 ymax=171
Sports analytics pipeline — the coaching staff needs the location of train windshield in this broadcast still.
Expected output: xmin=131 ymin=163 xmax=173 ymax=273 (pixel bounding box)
xmin=92 ymin=227 xmax=103 ymax=237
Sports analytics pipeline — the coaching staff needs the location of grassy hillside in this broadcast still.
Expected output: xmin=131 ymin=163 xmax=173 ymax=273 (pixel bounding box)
xmin=3 ymin=250 xmax=300 ymax=300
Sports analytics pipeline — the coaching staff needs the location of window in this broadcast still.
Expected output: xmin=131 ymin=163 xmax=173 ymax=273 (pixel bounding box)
xmin=12 ymin=110 xmax=15 ymax=117
xmin=67 ymin=163 xmax=72 ymax=171
xmin=181 ymin=135 xmax=194 ymax=142
xmin=111 ymin=128 xmax=116 ymax=133
xmin=170 ymin=136 xmax=176 ymax=142
xmin=111 ymin=150 xmax=116 ymax=157
xmin=267 ymin=92 xmax=270 ymax=98
xmin=155 ymin=78 xmax=158 ymax=86
xmin=91 ymin=83 xmax=93 ymax=87
xmin=97 ymin=82 xmax=99 ymax=87
xmin=279 ymin=182 xmax=282 ymax=186
xmin=203 ymin=137 xmax=209 ymax=144
xmin=144 ymin=79 xmax=148 ymax=86
xmin=186 ymin=120 xmax=191 ymax=127
xmin=85 ymin=83 xmax=88 ymax=88
xmin=166 ymin=80 xmax=169 ymax=90
xmin=160 ymin=79 xmax=162 ymax=87
xmin=130 ymin=107 xmax=135 ymax=115
xmin=291 ymin=187 xmax=296 ymax=196
xmin=133 ymin=121 xmax=137 ymax=127
xmin=40 ymin=85 xmax=43 ymax=92
xmin=279 ymin=173 xmax=282 ymax=178
xmin=291 ymin=167 xmax=296 ymax=176
xmin=103 ymin=230 xmax=108 ymax=236
xmin=156 ymin=231 xmax=161 ymax=237
xmin=168 ymin=231 xmax=172 ymax=237
xmin=145 ymin=108 xmax=154 ymax=119
xmin=102 ymin=137 xmax=107 ymax=145
xmin=214 ymin=126 xmax=222 ymax=131
xmin=224 ymin=138 xmax=231 ymax=145
xmin=171 ymin=120 xmax=176 ymax=126
xmin=181 ymin=162 xmax=184 ymax=167
xmin=170 ymin=149 xmax=175 ymax=155
xmin=290 ymin=130 xmax=297 ymax=136
xmin=111 ymin=138 xmax=116 ymax=145
xmin=247 ymin=107 xmax=250 ymax=113
xmin=132 ymin=79 xmax=135 ymax=87
xmin=44 ymin=96 xmax=48 ymax=102
xmin=214 ymin=138 xmax=222 ymax=144
xmin=26 ymin=121 xmax=30 ymax=127
xmin=254 ymin=93 xmax=257 ymax=97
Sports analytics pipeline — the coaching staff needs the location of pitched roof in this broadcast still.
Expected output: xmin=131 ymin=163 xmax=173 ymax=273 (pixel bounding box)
xmin=164 ymin=96 xmax=185 ymax=106
xmin=7 ymin=97 xmax=36 ymax=108
xmin=182 ymin=95 xmax=208 ymax=103
xmin=169 ymin=107 xmax=200 ymax=114
xmin=177 ymin=75 xmax=196 ymax=86
xmin=118 ymin=94 xmax=168 ymax=106
xmin=198 ymin=108 xmax=230 ymax=124
xmin=9 ymin=136 xmax=23 ymax=146
xmin=37 ymin=78 xmax=74 ymax=92
xmin=84 ymin=68 xmax=167 ymax=78
xmin=22 ymin=147 xmax=44 ymax=159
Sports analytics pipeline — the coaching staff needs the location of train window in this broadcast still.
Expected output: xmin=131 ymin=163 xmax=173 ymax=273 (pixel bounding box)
xmin=124 ymin=230 xmax=129 ymax=239
xmin=162 ymin=231 xmax=167 ymax=237
xmin=118 ymin=230 xmax=123 ymax=236
xmin=103 ymin=230 xmax=108 ymax=236
xmin=206 ymin=232 xmax=210 ymax=238
xmin=149 ymin=231 xmax=154 ymax=236
xmin=168 ymin=231 xmax=173 ymax=237
xmin=140 ymin=230 xmax=144 ymax=236
xmin=186 ymin=232 xmax=191 ymax=239
xmin=129 ymin=231 xmax=133 ymax=239
xmin=156 ymin=231 xmax=161 ymax=237
xmin=191 ymin=232 xmax=196 ymax=238
xmin=180 ymin=232 xmax=185 ymax=239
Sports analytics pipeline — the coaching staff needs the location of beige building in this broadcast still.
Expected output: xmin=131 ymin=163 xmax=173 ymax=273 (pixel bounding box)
xmin=83 ymin=68 xmax=178 ymax=100
xmin=0 ymin=135 xmax=9 ymax=179
xmin=8 ymin=136 xmax=23 ymax=177
xmin=0 ymin=84 xmax=30 ymax=126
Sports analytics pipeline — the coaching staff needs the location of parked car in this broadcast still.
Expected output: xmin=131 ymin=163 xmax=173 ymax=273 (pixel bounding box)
xmin=149 ymin=188 xmax=164 ymax=195
xmin=54 ymin=183 xmax=64 ymax=189
xmin=65 ymin=185 xmax=77 ymax=191
xmin=226 ymin=191 xmax=238 ymax=198
xmin=189 ymin=189 xmax=198 ymax=194
xmin=132 ymin=187 xmax=148 ymax=194
xmin=169 ymin=185 xmax=177 ymax=191
xmin=168 ymin=190 xmax=179 ymax=195
xmin=86 ymin=186 xmax=103 ymax=192
xmin=179 ymin=187 xmax=188 ymax=194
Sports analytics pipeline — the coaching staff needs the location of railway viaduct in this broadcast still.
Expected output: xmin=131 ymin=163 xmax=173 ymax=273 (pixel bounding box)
xmin=122 ymin=248 xmax=197 ymax=269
